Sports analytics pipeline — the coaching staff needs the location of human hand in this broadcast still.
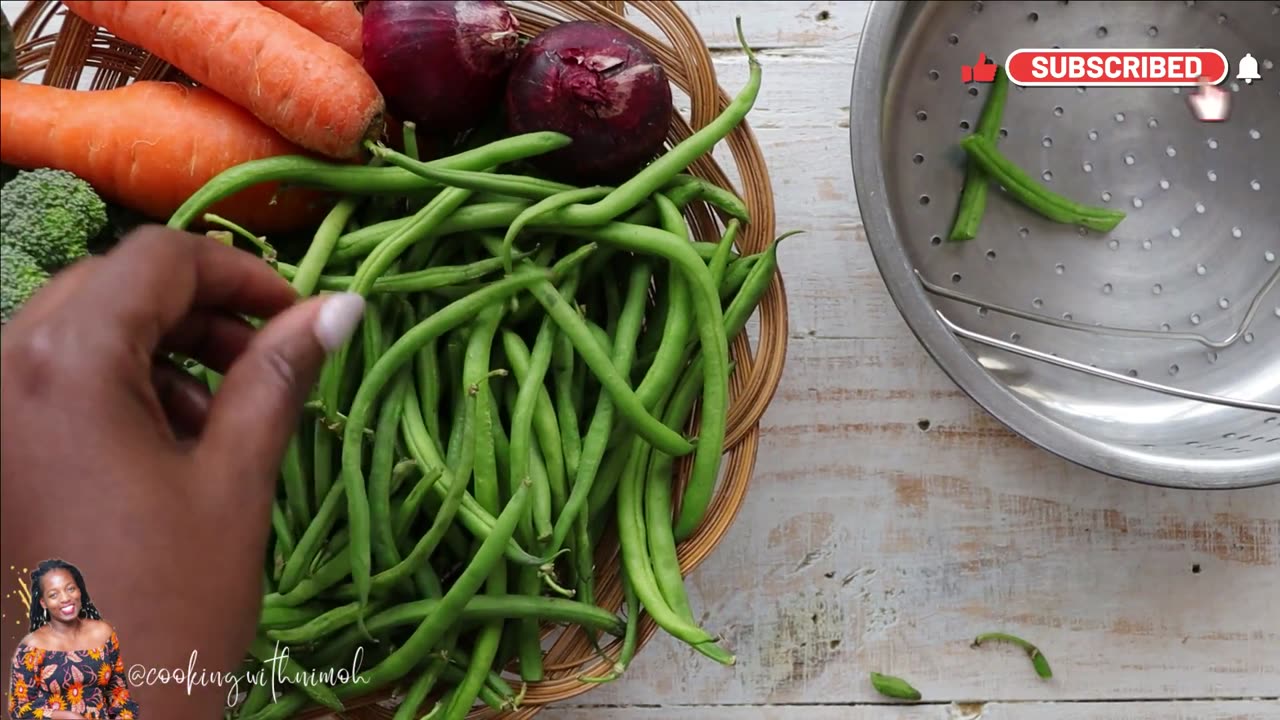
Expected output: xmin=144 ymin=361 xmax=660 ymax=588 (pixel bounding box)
xmin=0 ymin=226 xmax=365 ymax=719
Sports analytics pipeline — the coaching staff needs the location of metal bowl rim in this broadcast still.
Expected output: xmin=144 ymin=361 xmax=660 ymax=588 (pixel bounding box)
xmin=847 ymin=0 xmax=1279 ymax=489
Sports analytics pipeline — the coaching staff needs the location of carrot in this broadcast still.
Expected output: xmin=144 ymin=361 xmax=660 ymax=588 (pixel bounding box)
xmin=258 ymin=0 xmax=364 ymax=60
xmin=0 ymin=79 xmax=330 ymax=234
xmin=62 ymin=0 xmax=383 ymax=160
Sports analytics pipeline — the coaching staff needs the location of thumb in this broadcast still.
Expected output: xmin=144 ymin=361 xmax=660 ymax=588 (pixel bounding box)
xmin=198 ymin=292 xmax=365 ymax=481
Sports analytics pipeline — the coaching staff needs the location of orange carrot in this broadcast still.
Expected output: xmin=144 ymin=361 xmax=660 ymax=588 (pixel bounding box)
xmin=62 ymin=0 xmax=383 ymax=160
xmin=0 ymin=79 xmax=330 ymax=234
xmin=258 ymin=0 xmax=364 ymax=60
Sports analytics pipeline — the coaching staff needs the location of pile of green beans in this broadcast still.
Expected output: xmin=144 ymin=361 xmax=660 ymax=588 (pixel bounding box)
xmin=171 ymin=18 xmax=784 ymax=720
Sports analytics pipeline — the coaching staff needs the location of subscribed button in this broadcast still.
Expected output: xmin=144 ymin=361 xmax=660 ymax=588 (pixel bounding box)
xmin=1004 ymin=49 xmax=1229 ymax=87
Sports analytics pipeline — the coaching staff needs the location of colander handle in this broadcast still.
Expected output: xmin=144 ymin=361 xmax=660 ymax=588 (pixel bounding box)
xmin=935 ymin=310 xmax=1280 ymax=415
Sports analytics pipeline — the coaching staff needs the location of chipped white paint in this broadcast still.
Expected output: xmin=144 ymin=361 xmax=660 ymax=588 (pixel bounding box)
xmin=545 ymin=1 xmax=1280 ymax=717
xmin=3 ymin=0 xmax=1274 ymax=716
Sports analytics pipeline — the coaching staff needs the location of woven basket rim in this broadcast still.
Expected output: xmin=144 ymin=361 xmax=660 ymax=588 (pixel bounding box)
xmin=9 ymin=2 xmax=789 ymax=718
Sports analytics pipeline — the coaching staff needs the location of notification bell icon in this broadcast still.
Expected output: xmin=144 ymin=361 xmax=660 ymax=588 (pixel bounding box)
xmin=1237 ymin=53 xmax=1261 ymax=84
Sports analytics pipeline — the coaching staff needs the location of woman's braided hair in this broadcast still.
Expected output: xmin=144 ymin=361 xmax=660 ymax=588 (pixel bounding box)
xmin=28 ymin=559 xmax=102 ymax=632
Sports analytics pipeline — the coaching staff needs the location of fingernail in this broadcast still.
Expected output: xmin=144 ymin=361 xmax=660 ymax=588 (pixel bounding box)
xmin=314 ymin=293 xmax=365 ymax=353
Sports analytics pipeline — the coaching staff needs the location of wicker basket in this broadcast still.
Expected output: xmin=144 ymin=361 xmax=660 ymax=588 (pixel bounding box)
xmin=9 ymin=1 xmax=788 ymax=717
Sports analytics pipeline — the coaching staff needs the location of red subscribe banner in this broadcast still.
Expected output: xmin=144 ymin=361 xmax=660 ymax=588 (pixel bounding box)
xmin=1004 ymin=49 xmax=1228 ymax=87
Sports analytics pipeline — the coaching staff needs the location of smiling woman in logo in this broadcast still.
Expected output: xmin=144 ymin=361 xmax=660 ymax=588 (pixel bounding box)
xmin=7 ymin=559 xmax=141 ymax=719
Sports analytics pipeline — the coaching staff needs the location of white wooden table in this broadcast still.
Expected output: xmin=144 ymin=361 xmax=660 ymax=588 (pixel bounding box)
xmin=543 ymin=2 xmax=1280 ymax=717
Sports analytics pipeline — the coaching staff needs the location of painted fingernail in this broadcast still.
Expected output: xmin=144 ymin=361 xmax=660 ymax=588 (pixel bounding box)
xmin=314 ymin=293 xmax=365 ymax=353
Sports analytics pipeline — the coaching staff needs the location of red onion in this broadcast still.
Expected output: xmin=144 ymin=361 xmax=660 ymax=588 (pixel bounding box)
xmin=362 ymin=0 xmax=520 ymax=135
xmin=505 ymin=21 xmax=673 ymax=184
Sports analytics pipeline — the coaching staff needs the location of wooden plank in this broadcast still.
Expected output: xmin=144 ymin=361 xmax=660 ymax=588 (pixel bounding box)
xmin=543 ymin=701 xmax=1280 ymax=719
xmin=544 ymin=331 xmax=1280 ymax=704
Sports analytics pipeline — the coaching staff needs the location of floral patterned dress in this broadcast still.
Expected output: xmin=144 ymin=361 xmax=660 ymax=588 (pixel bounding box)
xmin=7 ymin=631 xmax=140 ymax=719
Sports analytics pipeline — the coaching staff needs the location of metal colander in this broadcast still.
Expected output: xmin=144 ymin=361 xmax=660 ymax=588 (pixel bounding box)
xmin=850 ymin=0 xmax=1280 ymax=488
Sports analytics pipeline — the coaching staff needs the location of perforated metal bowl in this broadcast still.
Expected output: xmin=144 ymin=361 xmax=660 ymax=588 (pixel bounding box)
xmin=850 ymin=0 xmax=1280 ymax=488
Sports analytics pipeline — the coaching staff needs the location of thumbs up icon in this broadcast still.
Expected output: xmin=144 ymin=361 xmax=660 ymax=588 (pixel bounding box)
xmin=962 ymin=53 xmax=998 ymax=83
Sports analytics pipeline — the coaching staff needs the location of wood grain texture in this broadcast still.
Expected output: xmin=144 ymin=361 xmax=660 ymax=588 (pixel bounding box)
xmin=543 ymin=0 xmax=1280 ymax=716
xmin=545 ymin=701 xmax=1280 ymax=719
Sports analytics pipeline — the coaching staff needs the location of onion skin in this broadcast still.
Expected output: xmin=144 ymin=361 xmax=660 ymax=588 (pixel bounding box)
xmin=505 ymin=21 xmax=673 ymax=185
xmin=362 ymin=0 xmax=520 ymax=135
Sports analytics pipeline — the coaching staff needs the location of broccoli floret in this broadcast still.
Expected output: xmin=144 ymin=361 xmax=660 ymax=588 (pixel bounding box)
xmin=1 ymin=244 xmax=50 ymax=325
xmin=0 ymin=168 xmax=108 ymax=272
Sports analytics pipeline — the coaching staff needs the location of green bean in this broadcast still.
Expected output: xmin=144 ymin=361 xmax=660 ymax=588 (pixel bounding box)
xmin=391 ymin=649 xmax=451 ymax=720
xmin=240 ymin=690 xmax=306 ymax=720
xmin=558 ymin=221 xmax=730 ymax=541
xmin=972 ymin=632 xmax=1053 ymax=679
xmin=548 ymin=258 xmax=656 ymax=552
xmin=270 ymin=501 xmax=296 ymax=567
xmin=236 ymin=679 xmax=272 ymax=718
xmin=314 ymin=526 xmax=350 ymax=573
xmin=311 ymin=594 xmax=624 ymax=662
xmin=646 ymin=365 xmax=704 ymax=622
xmin=515 ymin=440 xmax=550 ymax=681
xmin=390 ymin=429 xmax=445 ymax=549
xmin=662 ymin=174 xmax=751 ymax=224
xmin=436 ymin=666 xmax=507 ymax=712
xmin=266 ymin=599 xmax=385 ymax=645
xmin=278 ymin=440 xmax=309 ymax=539
xmin=166 ymin=132 xmax=571 ymax=230
xmin=388 ymin=387 xmax=477 ymax=580
xmin=617 ymin=435 xmax=734 ymax=665
xmin=869 ymin=671 xmax=923 ymax=700
xmin=553 ymin=329 xmax=583 ymax=482
xmin=247 ymin=636 xmax=344 ymax=712
xmin=602 ymin=270 xmax=622 ymax=338
xmin=707 ymin=219 xmax=740 ymax=291
xmin=341 ymin=263 xmax=559 ymax=629
xmin=259 ymin=603 xmax=325 ymax=632
xmin=503 ymin=321 xmax=563 ymax=530
xmin=274 ymin=250 xmax=533 ymax=293
xmin=949 ymin=65 xmax=1009 ymax=242
xmin=390 ymin=457 xmax=418 ymax=497
xmin=369 ymin=142 xmax=576 ymax=200
xmin=586 ymin=430 xmax=635 ymax=520
xmin=527 ymin=273 xmax=688 ymax=455
xmin=558 ymin=267 xmax=652 ymax=603
xmin=446 ymin=304 xmax=508 ymax=720
xmin=334 ymin=480 xmax=532 ymax=696
xmin=723 ymin=232 xmax=793 ymax=340
xmin=371 ymin=373 xmax=410 ymax=576
xmin=369 ymin=142 xmax=748 ymax=225
xmin=488 ymin=386 xmax=515 ymax=504
xmin=398 ymin=367 xmax=540 ymax=567
xmin=415 ymin=295 xmax=443 ymax=443
xmin=579 ymin=573 xmax=640 ymax=683
xmin=501 ymin=186 xmax=612 ymax=272
xmin=311 ymin=420 xmax=335 ymax=532
xmin=442 ymin=337 xmax=470 ymax=472
xmin=720 ymin=253 xmax=759 ymax=302
xmin=959 ymin=134 xmax=1126 ymax=231
xmin=276 ymin=472 xmax=346 ymax=595
xmin=537 ymin=19 xmax=761 ymax=229
xmin=633 ymin=193 xmax=695 ymax=411
xmin=291 ymin=195 xmax=366 ymax=299
xmin=332 ymin=187 xmax=701 ymax=263
xmin=442 ymin=617 xmax=502 ymax=719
